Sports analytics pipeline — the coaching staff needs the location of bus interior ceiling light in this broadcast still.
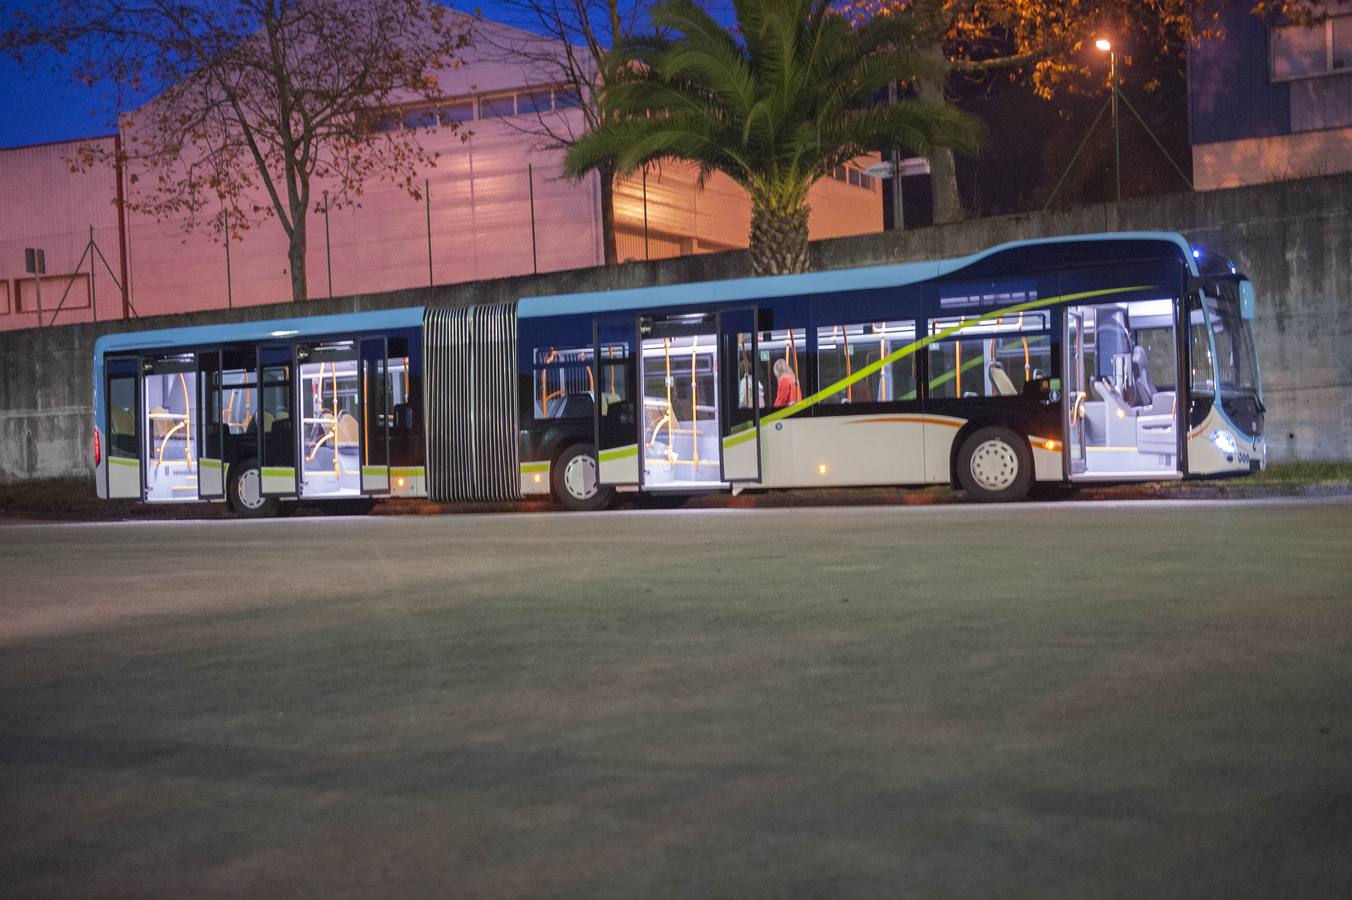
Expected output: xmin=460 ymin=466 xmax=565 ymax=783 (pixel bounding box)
xmin=270 ymin=329 xmax=299 ymax=337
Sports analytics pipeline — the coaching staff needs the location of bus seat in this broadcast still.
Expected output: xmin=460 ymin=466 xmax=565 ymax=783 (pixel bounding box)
xmin=989 ymin=361 xmax=1017 ymax=396
xmin=1091 ymin=378 xmax=1140 ymax=446
xmin=392 ymin=403 xmax=414 ymax=432
xmin=336 ymin=411 xmax=359 ymax=449
xmin=111 ymin=406 xmax=134 ymax=437
xmin=1127 ymin=345 xmax=1157 ymax=407
xmin=151 ymin=406 xmax=173 ymax=438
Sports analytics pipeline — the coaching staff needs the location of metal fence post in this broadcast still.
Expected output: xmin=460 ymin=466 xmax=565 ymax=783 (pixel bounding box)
xmin=528 ymin=164 xmax=539 ymax=275
xmin=323 ymin=190 xmax=333 ymax=299
xmin=89 ymin=225 xmax=97 ymax=323
xmin=223 ymin=206 xmax=233 ymax=309
xmin=34 ymin=262 xmax=43 ymax=327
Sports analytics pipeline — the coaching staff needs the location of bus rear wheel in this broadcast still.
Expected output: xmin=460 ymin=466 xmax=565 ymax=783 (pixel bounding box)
xmin=553 ymin=443 xmax=615 ymax=512
xmin=227 ymin=459 xmax=282 ymax=518
xmin=957 ymin=426 xmax=1032 ymax=502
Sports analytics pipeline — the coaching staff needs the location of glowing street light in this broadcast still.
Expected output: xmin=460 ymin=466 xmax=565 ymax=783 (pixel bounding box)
xmin=1045 ymin=34 xmax=1193 ymax=211
xmin=1096 ymin=37 xmax=1120 ymax=202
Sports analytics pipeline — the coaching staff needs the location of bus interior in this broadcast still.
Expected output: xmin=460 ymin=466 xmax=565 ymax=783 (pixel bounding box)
xmin=1065 ymin=298 xmax=1179 ymax=478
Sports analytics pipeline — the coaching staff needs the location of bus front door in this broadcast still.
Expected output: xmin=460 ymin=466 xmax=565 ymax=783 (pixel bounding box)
xmin=593 ymin=315 xmax=640 ymax=485
xmin=1064 ymin=308 xmax=1088 ymax=476
xmin=1063 ymin=298 xmax=1181 ymax=479
xmin=718 ymin=307 xmax=762 ymax=483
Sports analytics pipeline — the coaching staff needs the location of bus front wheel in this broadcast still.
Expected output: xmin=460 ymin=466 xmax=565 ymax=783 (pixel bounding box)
xmin=227 ymin=459 xmax=282 ymax=518
xmin=957 ymin=426 xmax=1032 ymax=502
xmin=553 ymin=443 xmax=615 ymax=512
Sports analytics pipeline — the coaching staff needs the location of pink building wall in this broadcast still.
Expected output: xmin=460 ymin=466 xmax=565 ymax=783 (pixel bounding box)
xmin=0 ymin=19 xmax=885 ymax=332
xmin=0 ymin=136 xmax=125 ymax=329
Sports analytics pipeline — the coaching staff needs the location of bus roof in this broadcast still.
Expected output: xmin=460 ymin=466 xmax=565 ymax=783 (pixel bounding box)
xmin=92 ymin=231 xmax=1199 ymax=356
xmin=93 ymin=307 xmax=426 ymax=357
xmin=517 ymin=231 xmax=1198 ymax=319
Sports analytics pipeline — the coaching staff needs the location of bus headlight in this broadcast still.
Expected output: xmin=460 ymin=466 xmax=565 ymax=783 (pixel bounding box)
xmin=1209 ymin=429 xmax=1238 ymax=457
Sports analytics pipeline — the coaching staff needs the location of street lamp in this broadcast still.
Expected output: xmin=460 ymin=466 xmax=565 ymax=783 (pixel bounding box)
xmin=1096 ymin=38 xmax=1120 ymax=202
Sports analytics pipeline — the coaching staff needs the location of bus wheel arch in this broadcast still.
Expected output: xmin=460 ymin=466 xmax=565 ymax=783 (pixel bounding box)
xmin=551 ymin=441 xmax=615 ymax=511
xmin=954 ymin=423 xmax=1034 ymax=502
xmin=227 ymin=457 xmax=282 ymax=518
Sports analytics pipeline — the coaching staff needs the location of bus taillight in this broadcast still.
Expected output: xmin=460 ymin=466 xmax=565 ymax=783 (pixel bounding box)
xmin=93 ymin=430 xmax=101 ymax=465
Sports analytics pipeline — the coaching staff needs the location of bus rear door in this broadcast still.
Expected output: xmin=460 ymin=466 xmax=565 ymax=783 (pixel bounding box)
xmin=104 ymin=355 xmax=141 ymax=499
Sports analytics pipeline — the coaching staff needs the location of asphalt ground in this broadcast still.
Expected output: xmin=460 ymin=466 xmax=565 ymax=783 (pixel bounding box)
xmin=2 ymin=498 xmax=1351 ymax=899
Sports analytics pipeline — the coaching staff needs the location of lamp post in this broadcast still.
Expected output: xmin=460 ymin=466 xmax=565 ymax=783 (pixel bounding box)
xmin=1096 ymin=38 xmax=1120 ymax=203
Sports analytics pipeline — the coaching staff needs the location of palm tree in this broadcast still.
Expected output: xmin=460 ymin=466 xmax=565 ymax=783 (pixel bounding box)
xmin=564 ymin=0 xmax=981 ymax=275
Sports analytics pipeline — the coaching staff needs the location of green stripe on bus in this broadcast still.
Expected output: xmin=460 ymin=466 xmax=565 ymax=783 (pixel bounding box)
xmin=108 ymin=457 xmax=139 ymax=467
xmin=390 ymin=467 xmax=424 ymax=478
xmin=261 ymin=467 xmax=294 ymax=477
xmin=519 ymin=461 xmax=550 ymax=473
xmin=598 ymin=445 xmax=638 ymax=462
xmin=723 ymin=284 xmax=1151 ymax=448
xmin=361 ymin=466 xmax=387 ymax=477
xmin=199 ymin=458 xmax=222 ymax=469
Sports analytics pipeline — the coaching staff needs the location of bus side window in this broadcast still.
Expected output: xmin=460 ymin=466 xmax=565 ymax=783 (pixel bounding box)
xmin=815 ymin=321 xmax=917 ymax=403
xmin=927 ymin=313 xmax=1050 ymax=399
xmin=107 ymin=372 xmax=138 ymax=459
xmin=532 ymin=345 xmax=596 ymax=420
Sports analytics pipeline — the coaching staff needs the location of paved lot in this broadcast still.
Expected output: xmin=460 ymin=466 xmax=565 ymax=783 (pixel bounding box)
xmin=2 ymin=499 xmax=1351 ymax=899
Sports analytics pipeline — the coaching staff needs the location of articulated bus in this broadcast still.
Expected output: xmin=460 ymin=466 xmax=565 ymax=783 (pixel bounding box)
xmin=93 ymin=232 xmax=1265 ymax=515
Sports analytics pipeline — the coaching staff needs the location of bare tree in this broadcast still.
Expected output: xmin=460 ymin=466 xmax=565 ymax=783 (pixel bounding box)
xmin=3 ymin=0 xmax=471 ymax=303
xmin=473 ymin=0 xmax=650 ymax=265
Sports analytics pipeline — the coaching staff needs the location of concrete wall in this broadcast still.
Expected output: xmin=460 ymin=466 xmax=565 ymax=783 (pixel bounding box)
xmin=2 ymin=173 xmax=1349 ymax=481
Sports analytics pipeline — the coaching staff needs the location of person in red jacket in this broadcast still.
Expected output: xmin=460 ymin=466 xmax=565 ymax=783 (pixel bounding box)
xmin=773 ymin=358 xmax=801 ymax=407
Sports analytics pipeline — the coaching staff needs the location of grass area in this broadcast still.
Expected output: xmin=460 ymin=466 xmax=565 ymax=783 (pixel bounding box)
xmin=4 ymin=503 xmax=1352 ymax=896
xmin=3 ymin=463 xmax=1351 ymax=520
xmin=1234 ymin=461 xmax=1352 ymax=486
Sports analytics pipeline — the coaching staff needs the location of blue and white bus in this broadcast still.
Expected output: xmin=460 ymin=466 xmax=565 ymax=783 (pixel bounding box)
xmin=93 ymin=231 xmax=1265 ymax=515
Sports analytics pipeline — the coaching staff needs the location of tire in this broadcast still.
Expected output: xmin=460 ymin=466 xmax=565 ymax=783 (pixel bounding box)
xmin=956 ymin=426 xmax=1033 ymax=502
xmin=226 ymin=458 xmax=282 ymax=518
xmin=552 ymin=443 xmax=615 ymax=511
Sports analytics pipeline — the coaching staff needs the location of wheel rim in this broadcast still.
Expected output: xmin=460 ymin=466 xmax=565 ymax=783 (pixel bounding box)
xmin=563 ymin=453 xmax=598 ymax=501
xmin=970 ymin=439 xmax=1019 ymax=491
xmin=238 ymin=468 xmax=266 ymax=510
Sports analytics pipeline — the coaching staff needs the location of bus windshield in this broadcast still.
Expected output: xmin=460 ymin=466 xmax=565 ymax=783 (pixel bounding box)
xmin=1200 ymin=280 xmax=1263 ymax=435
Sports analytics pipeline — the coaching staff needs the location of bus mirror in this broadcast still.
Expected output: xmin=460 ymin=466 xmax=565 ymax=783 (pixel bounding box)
xmin=1238 ymin=280 xmax=1256 ymax=320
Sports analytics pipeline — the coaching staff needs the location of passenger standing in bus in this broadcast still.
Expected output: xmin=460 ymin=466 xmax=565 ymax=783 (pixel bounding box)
xmin=739 ymin=358 xmax=765 ymax=408
xmin=773 ymin=358 xmax=801 ymax=407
